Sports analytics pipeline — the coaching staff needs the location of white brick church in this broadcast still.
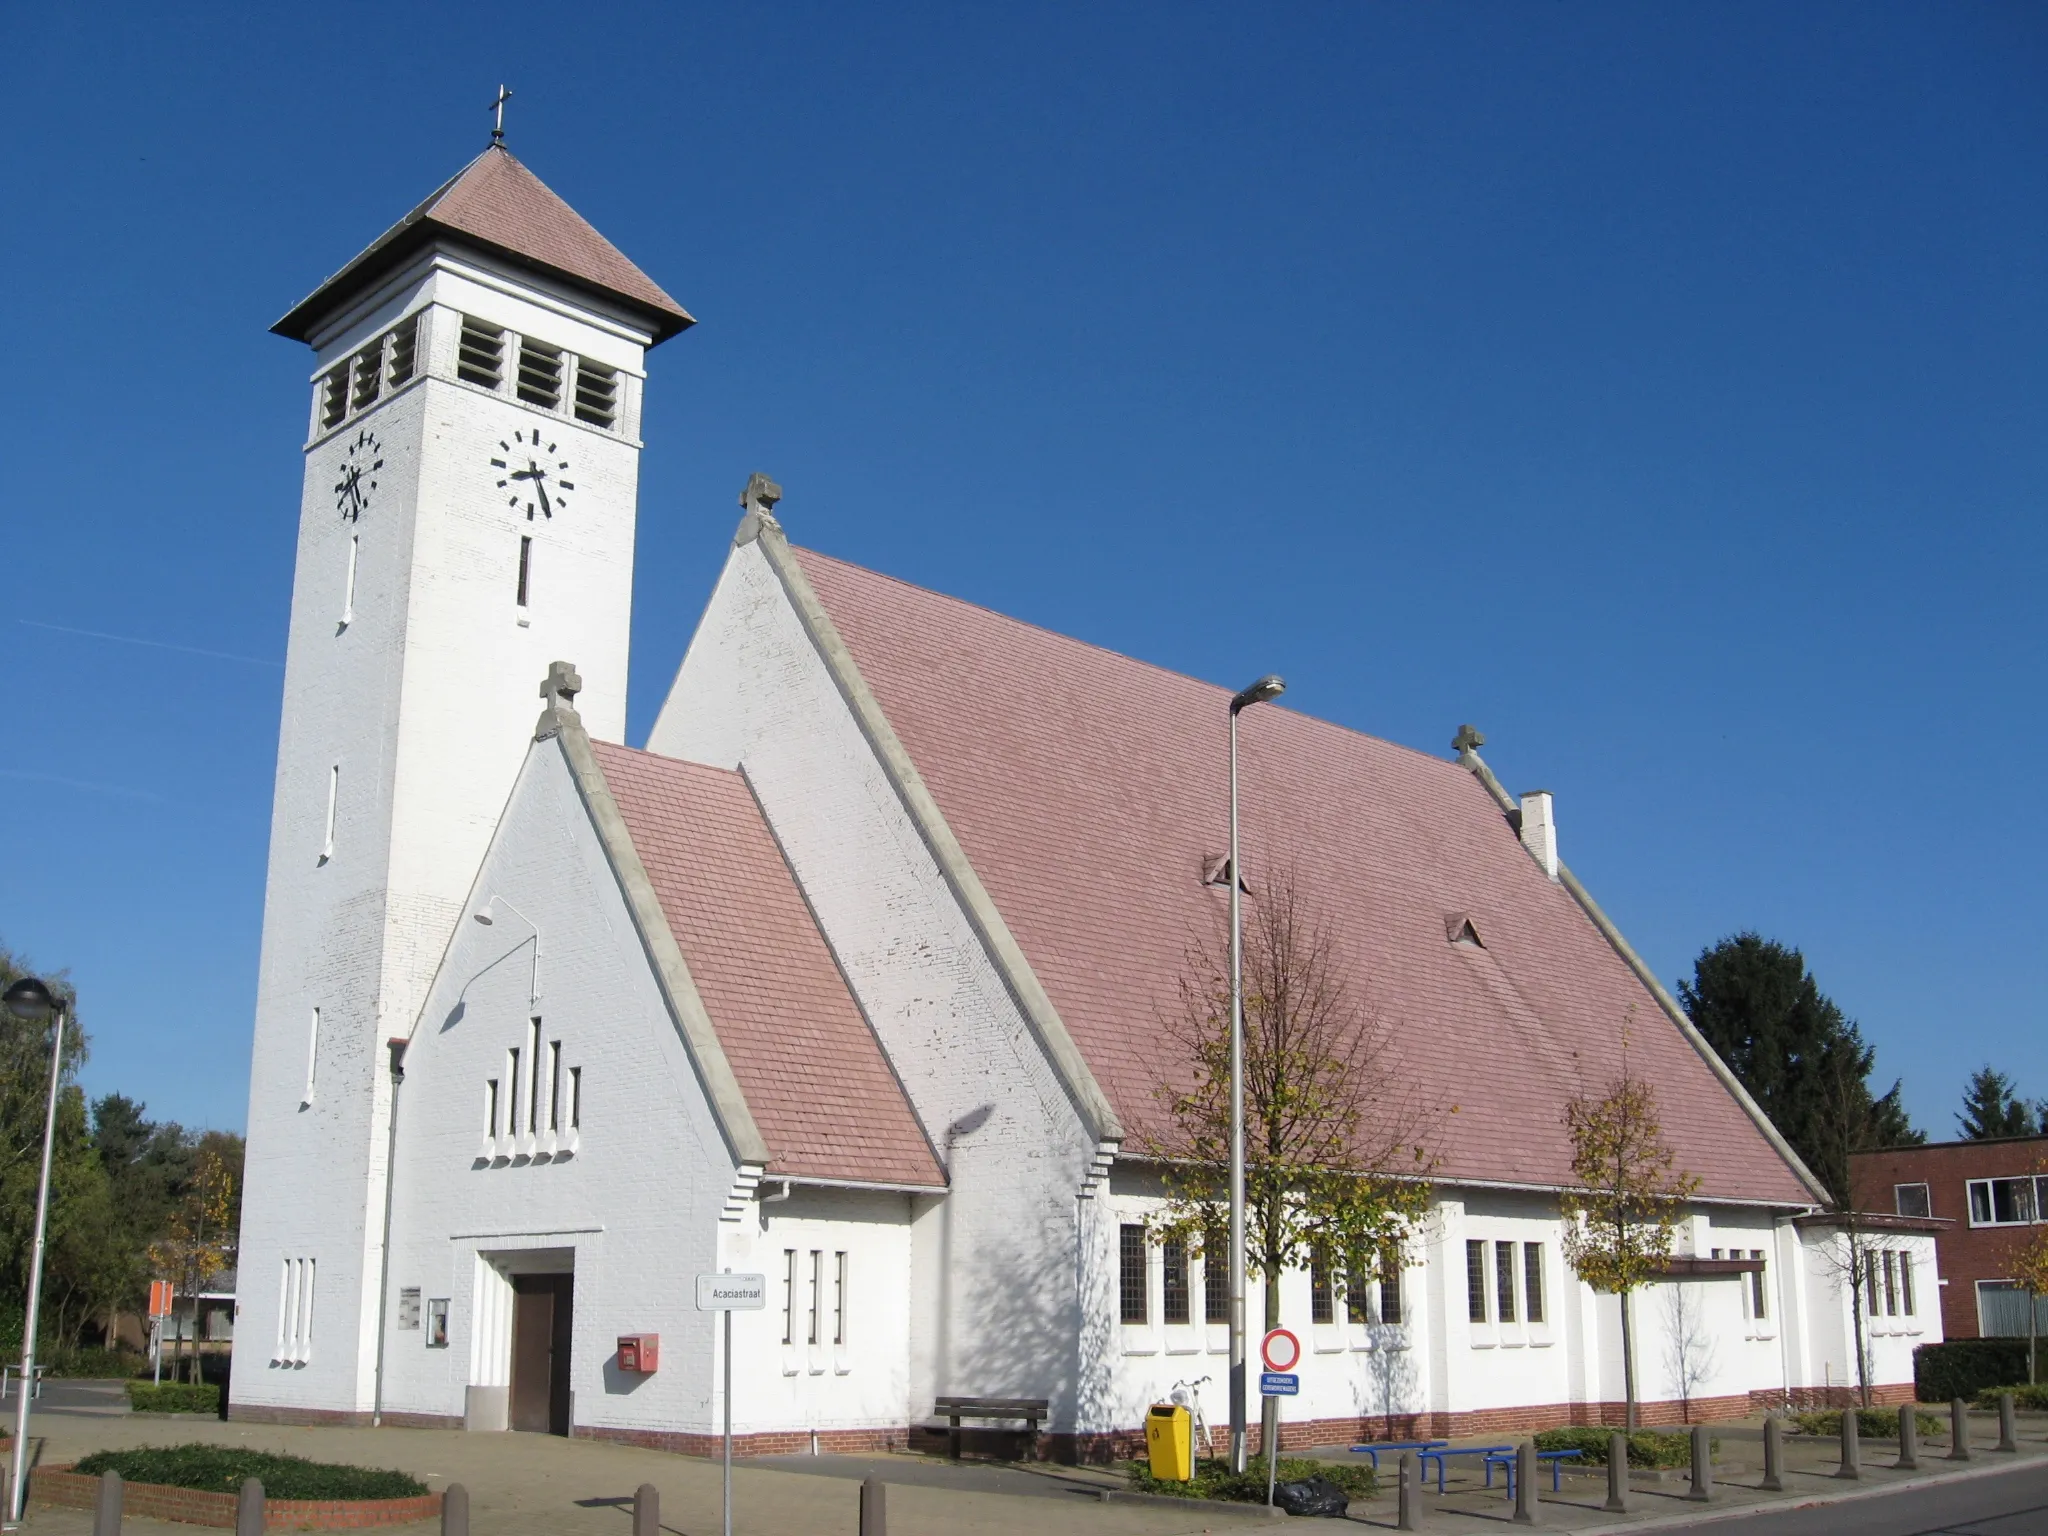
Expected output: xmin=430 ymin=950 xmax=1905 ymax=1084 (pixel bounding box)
xmin=232 ymin=142 xmax=1939 ymax=1455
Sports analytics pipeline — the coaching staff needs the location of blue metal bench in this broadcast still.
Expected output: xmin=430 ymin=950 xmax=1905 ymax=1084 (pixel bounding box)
xmin=1483 ymin=1447 xmax=1585 ymax=1495
xmin=1347 ymin=1439 xmax=1447 ymax=1470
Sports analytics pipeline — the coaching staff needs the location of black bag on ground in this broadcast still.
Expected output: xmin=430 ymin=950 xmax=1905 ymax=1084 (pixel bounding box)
xmin=1273 ymin=1475 xmax=1350 ymax=1517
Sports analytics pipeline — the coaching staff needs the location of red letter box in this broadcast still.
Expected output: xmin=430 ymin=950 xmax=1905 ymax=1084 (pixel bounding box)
xmin=617 ymin=1334 xmax=659 ymax=1373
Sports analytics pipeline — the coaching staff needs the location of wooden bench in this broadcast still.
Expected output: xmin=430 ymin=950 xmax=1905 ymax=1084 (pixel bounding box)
xmin=932 ymin=1396 xmax=1050 ymax=1461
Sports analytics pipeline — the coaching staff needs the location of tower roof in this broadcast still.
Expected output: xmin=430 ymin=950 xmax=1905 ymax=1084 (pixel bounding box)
xmin=273 ymin=145 xmax=693 ymax=345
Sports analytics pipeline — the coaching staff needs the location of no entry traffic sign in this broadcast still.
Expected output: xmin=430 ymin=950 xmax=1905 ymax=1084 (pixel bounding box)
xmin=1261 ymin=1327 xmax=1301 ymax=1373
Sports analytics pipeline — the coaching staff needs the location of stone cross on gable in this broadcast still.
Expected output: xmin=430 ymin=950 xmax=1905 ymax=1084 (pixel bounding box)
xmin=739 ymin=472 xmax=783 ymax=517
xmin=541 ymin=661 xmax=582 ymax=709
xmin=1452 ymin=723 xmax=1486 ymax=755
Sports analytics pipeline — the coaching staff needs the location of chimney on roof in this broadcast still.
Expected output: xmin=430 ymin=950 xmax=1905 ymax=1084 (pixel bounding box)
xmin=1519 ymin=790 xmax=1558 ymax=882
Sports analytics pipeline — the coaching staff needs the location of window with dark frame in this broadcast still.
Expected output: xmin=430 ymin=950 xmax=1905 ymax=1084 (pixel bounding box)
xmin=1894 ymin=1183 xmax=1931 ymax=1219
xmin=834 ymin=1251 xmax=848 ymax=1346
xmin=1204 ymin=1246 xmax=1228 ymax=1324
xmin=1344 ymin=1252 xmax=1371 ymax=1325
xmin=485 ymin=1078 xmax=499 ymax=1138
xmin=781 ymin=1249 xmax=796 ymax=1345
xmin=1465 ymin=1240 xmax=1488 ymax=1324
xmin=517 ymin=536 xmax=532 ymax=606
xmin=1310 ymin=1248 xmax=1334 ymax=1325
xmin=1898 ymin=1251 xmax=1914 ymax=1315
xmin=1380 ymin=1258 xmax=1403 ymax=1325
xmin=1162 ymin=1239 xmax=1190 ymax=1325
xmin=1882 ymin=1250 xmax=1898 ymax=1315
xmin=808 ymin=1250 xmax=823 ymax=1346
xmin=526 ymin=1018 xmax=542 ymax=1134
xmin=569 ymin=1066 xmax=581 ymax=1129
xmin=1119 ymin=1225 xmax=1149 ymax=1325
xmin=1495 ymin=1241 xmax=1517 ymax=1323
xmin=1865 ymin=1251 xmax=1882 ymax=1315
xmin=547 ymin=1041 xmax=562 ymax=1132
xmin=1523 ymin=1242 xmax=1545 ymax=1324
xmin=1750 ymin=1251 xmax=1768 ymax=1318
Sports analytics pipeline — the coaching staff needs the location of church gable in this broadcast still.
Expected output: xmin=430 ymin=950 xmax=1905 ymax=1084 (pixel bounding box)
xmin=590 ymin=742 xmax=945 ymax=1190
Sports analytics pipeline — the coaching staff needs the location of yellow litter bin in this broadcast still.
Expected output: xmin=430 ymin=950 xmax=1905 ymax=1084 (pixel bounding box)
xmin=1145 ymin=1402 xmax=1193 ymax=1480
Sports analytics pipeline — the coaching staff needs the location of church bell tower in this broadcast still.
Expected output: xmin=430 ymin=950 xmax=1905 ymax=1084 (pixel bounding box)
xmin=233 ymin=141 xmax=690 ymax=1419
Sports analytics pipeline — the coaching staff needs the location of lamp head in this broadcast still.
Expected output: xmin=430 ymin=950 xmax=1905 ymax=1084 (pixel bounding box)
xmin=1230 ymin=674 xmax=1287 ymax=714
xmin=3 ymin=977 xmax=58 ymax=1022
xmin=472 ymin=909 xmax=494 ymax=926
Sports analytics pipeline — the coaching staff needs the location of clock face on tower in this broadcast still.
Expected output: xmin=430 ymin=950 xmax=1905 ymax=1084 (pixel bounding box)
xmin=333 ymin=429 xmax=383 ymax=522
xmin=490 ymin=428 xmax=575 ymax=520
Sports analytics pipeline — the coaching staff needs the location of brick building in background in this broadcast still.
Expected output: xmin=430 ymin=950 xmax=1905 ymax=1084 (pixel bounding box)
xmin=1851 ymin=1137 xmax=2048 ymax=1341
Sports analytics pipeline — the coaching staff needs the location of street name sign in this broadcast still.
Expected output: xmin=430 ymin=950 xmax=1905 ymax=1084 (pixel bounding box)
xmin=695 ymin=1272 xmax=767 ymax=1310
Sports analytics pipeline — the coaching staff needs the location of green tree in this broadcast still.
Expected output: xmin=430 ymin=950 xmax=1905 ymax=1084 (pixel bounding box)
xmin=1559 ymin=1030 xmax=1701 ymax=1431
xmin=1147 ymin=869 xmax=1440 ymax=1450
xmin=1956 ymin=1068 xmax=2041 ymax=1141
xmin=1679 ymin=933 xmax=1921 ymax=1205
xmin=2008 ymin=1218 xmax=2048 ymax=1386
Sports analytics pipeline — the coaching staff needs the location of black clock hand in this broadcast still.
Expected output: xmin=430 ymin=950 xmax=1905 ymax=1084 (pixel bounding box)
xmin=534 ymin=475 xmax=551 ymax=518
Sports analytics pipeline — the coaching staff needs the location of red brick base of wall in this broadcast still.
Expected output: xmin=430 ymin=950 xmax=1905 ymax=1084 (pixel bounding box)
xmin=29 ymin=1466 xmax=441 ymax=1530
xmin=229 ymin=1403 xmax=375 ymax=1428
xmin=576 ymin=1424 xmax=909 ymax=1458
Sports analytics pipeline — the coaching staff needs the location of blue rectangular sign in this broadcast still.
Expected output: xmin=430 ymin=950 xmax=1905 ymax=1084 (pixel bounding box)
xmin=1260 ymin=1371 xmax=1299 ymax=1396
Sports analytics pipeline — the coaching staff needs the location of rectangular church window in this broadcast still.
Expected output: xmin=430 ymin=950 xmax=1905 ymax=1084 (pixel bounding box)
xmin=808 ymin=1250 xmax=823 ymax=1346
xmin=320 ymin=765 xmax=338 ymax=864
xmin=507 ymin=1049 xmax=521 ymax=1136
xmin=1119 ymin=1225 xmax=1148 ymax=1325
xmin=1204 ymin=1247 xmax=1228 ymax=1324
xmin=517 ymin=340 xmax=563 ymax=409
xmin=527 ymin=1019 xmax=543 ymax=1134
xmin=834 ymin=1252 xmax=848 ymax=1345
xmin=387 ymin=314 xmax=418 ymax=387
xmin=350 ymin=343 xmax=382 ymax=412
xmin=1379 ymin=1259 xmax=1403 ymax=1325
xmin=1524 ymin=1243 xmax=1545 ymax=1324
xmin=1495 ymin=1241 xmax=1517 ymax=1323
xmin=1310 ymin=1248 xmax=1333 ymax=1325
xmin=574 ymin=359 xmax=619 ymax=428
xmin=1750 ymin=1251 xmax=1769 ymax=1319
xmin=1466 ymin=1241 xmax=1487 ymax=1323
xmin=319 ymin=367 xmax=348 ymax=430
xmin=517 ymin=537 xmax=532 ymax=607
xmin=303 ymin=1007 xmax=319 ymax=1105
xmin=1345 ymin=1251 xmax=1371 ymax=1325
xmin=547 ymin=1041 xmax=562 ymax=1132
xmin=781 ymin=1250 xmax=796 ymax=1345
xmin=1897 ymin=1252 xmax=1914 ymax=1315
xmin=457 ymin=317 xmax=505 ymax=388
xmin=1162 ymin=1239 xmax=1190 ymax=1324
xmin=569 ymin=1066 xmax=581 ymax=1129
xmin=484 ymin=1079 xmax=499 ymax=1138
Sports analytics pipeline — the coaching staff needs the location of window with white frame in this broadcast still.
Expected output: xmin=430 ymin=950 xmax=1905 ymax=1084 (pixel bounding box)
xmin=1967 ymin=1176 xmax=2046 ymax=1227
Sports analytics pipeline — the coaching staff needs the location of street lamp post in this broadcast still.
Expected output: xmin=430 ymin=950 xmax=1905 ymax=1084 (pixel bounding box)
xmin=1226 ymin=674 xmax=1285 ymax=1474
xmin=4 ymin=977 xmax=66 ymax=1529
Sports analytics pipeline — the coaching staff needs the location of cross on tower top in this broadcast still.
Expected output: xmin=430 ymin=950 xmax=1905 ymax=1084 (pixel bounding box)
xmin=542 ymin=661 xmax=582 ymax=707
xmin=490 ymin=84 xmax=513 ymax=145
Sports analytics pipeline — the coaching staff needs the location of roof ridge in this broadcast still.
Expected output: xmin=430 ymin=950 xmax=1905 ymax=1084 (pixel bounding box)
xmin=793 ymin=544 xmax=1475 ymax=782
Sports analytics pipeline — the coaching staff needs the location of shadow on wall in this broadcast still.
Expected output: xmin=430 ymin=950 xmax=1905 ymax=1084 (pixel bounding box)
xmin=949 ymin=1215 xmax=1086 ymax=1459
xmin=1352 ymin=1327 xmax=1424 ymax=1439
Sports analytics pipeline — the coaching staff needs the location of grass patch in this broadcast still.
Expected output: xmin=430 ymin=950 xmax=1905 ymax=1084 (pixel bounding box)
xmin=1533 ymin=1428 xmax=1703 ymax=1468
xmin=124 ymin=1383 xmax=220 ymax=1415
xmin=1973 ymin=1384 xmax=2048 ymax=1412
xmin=73 ymin=1446 xmax=426 ymax=1501
xmin=1790 ymin=1408 xmax=1944 ymax=1438
xmin=1125 ymin=1456 xmax=1376 ymax=1503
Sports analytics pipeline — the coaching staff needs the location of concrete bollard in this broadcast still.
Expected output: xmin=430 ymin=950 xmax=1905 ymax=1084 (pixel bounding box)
xmin=1760 ymin=1416 xmax=1784 ymax=1492
xmin=94 ymin=1470 xmax=124 ymax=1536
xmin=1836 ymin=1406 xmax=1861 ymax=1479
xmin=1511 ymin=1439 xmax=1539 ymax=1525
xmin=1396 ymin=1452 xmax=1423 ymax=1531
xmin=1604 ymin=1433 xmax=1629 ymax=1513
xmin=1997 ymin=1393 xmax=2018 ymax=1453
xmin=1687 ymin=1424 xmax=1712 ymax=1502
xmin=1950 ymin=1398 xmax=1972 ymax=1461
xmin=859 ymin=1476 xmax=887 ymax=1536
xmin=1897 ymin=1404 xmax=1919 ymax=1470
xmin=441 ymin=1482 xmax=468 ymax=1536
xmin=633 ymin=1483 xmax=659 ymax=1536
xmin=235 ymin=1478 xmax=264 ymax=1536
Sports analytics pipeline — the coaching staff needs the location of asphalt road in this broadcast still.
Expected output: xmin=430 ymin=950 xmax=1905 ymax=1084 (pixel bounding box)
xmin=1655 ymin=1461 xmax=2048 ymax=1535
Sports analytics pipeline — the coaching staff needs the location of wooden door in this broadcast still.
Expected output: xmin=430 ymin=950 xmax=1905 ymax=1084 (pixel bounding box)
xmin=509 ymin=1273 xmax=574 ymax=1435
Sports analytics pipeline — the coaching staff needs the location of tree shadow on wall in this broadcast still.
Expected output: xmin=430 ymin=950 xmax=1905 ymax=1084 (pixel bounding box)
xmin=947 ymin=1217 xmax=1096 ymax=1462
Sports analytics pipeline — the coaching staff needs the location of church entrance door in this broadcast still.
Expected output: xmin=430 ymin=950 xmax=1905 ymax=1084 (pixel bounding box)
xmin=509 ymin=1273 xmax=574 ymax=1435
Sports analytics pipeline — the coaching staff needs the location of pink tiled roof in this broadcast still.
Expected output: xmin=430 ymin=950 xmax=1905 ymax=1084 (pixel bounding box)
xmin=795 ymin=549 xmax=1813 ymax=1206
xmin=275 ymin=146 xmax=692 ymax=344
xmin=593 ymin=742 xmax=943 ymax=1188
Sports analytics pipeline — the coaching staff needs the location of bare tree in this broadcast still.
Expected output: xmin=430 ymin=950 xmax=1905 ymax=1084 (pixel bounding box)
xmin=1560 ymin=1023 xmax=1700 ymax=1430
xmin=1146 ymin=865 xmax=1440 ymax=1338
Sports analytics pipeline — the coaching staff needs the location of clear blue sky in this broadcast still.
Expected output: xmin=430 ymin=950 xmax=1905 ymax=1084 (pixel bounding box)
xmin=2 ymin=4 xmax=2041 ymax=1139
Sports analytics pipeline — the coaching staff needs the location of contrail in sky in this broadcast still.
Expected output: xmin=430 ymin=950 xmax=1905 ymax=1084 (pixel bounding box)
xmin=17 ymin=618 xmax=283 ymax=668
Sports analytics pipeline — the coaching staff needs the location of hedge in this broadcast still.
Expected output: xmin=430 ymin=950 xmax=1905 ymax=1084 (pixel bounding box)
xmin=124 ymin=1382 xmax=221 ymax=1415
xmin=1790 ymin=1408 xmax=1944 ymax=1438
xmin=1532 ymin=1428 xmax=1700 ymax=1468
xmin=1914 ymin=1340 xmax=2032 ymax=1403
xmin=1125 ymin=1457 xmax=1376 ymax=1503
xmin=73 ymin=1446 xmax=426 ymax=1501
xmin=1973 ymin=1383 xmax=2048 ymax=1411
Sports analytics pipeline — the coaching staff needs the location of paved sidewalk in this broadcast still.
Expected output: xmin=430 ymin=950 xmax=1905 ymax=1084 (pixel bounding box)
xmin=8 ymin=1402 xmax=2046 ymax=1534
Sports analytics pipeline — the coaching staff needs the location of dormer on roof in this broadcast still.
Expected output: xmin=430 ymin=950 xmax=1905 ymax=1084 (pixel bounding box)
xmin=273 ymin=145 xmax=693 ymax=347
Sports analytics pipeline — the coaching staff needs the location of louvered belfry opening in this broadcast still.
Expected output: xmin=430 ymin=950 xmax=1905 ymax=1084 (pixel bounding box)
xmin=350 ymin=343 xmax=382 ymax=412
xmin=320 ymin=366 xmax=348 ymax=429
xmin=517 ymin=339 xmax=563 ymax=409
xmin=458 ymin=317 xmax=505 ymax=388
xmin=573 ymin=359 xmax=618 ymax=428
xmin=386 ymin=314 xmax=419 ymax=387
